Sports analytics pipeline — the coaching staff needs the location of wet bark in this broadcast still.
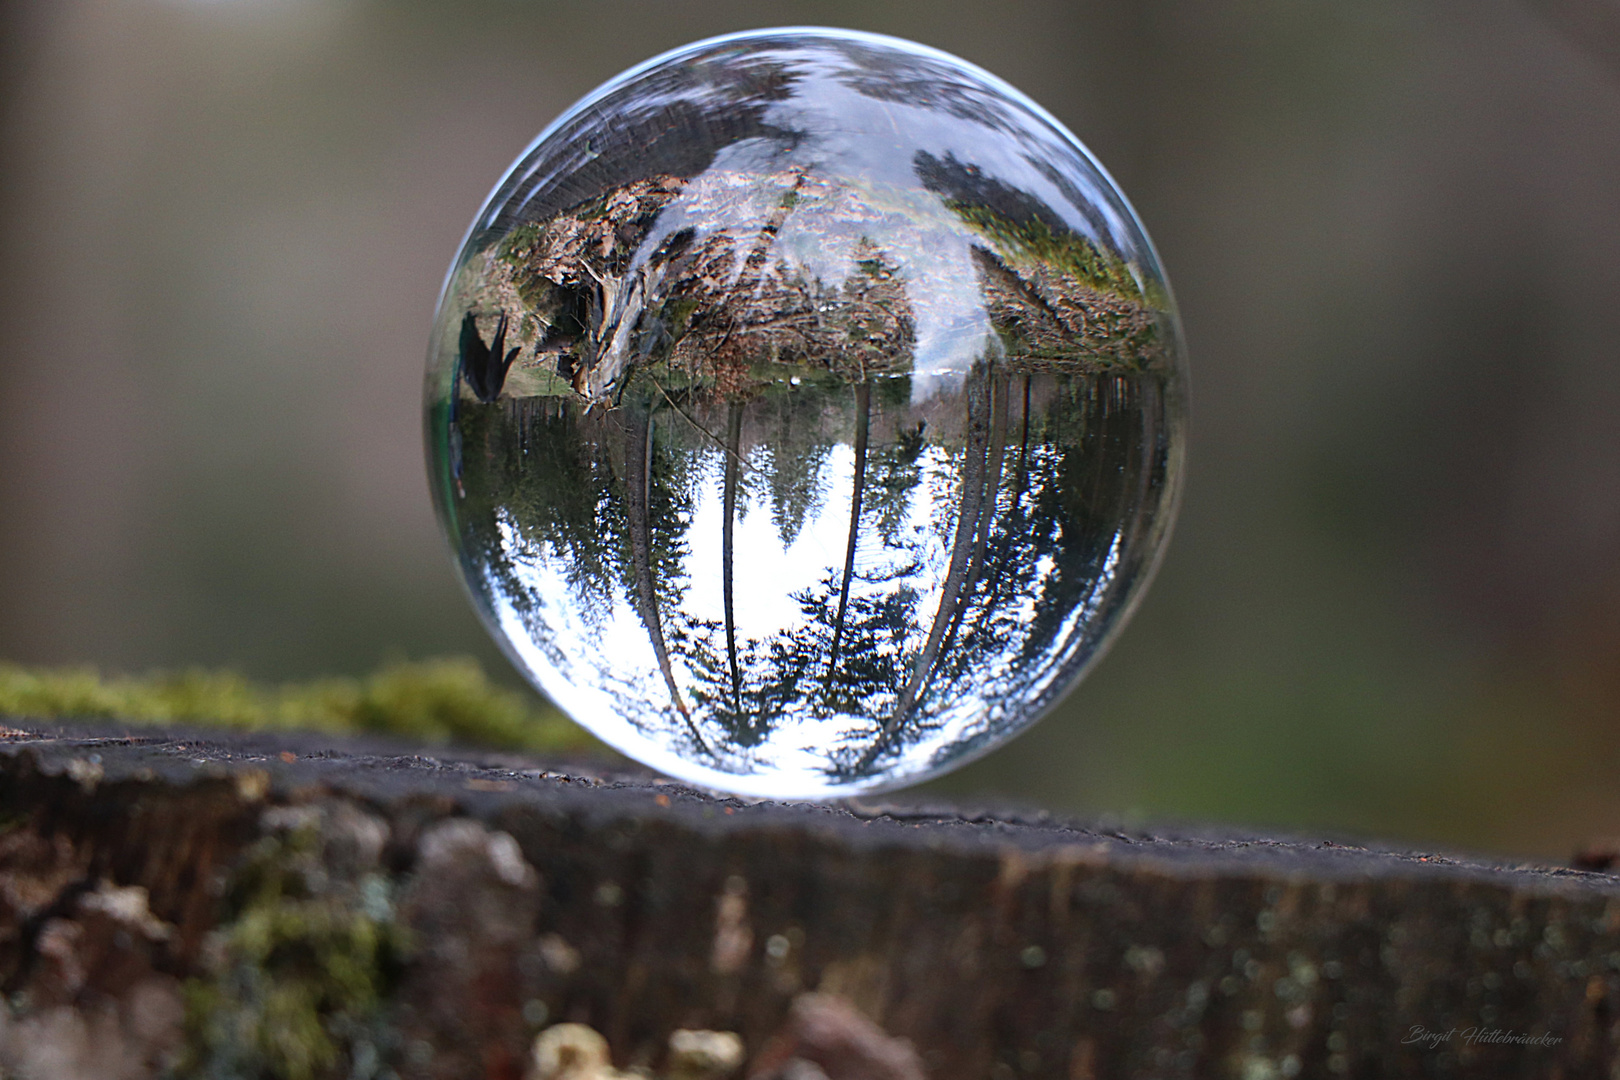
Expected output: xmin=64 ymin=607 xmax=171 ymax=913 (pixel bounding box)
xmin=0 ymin=722 xmax=1615 ymax=1080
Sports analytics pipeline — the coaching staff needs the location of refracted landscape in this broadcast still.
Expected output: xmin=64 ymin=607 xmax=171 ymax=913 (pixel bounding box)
xmin=426 ymin=32 xmax=1183 ymax=795
xmin=428 ymin=159 xmax=1175 ymax=795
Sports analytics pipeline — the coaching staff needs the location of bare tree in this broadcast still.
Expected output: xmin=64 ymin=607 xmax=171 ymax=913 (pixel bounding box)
xmin=620 ymin=406 xmax=707 ymax=754
xmin=825 ymin=382 xmax=871 ymax=678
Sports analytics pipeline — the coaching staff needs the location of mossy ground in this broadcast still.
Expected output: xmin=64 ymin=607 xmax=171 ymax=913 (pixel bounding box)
xmin=0 ymin=657 xmax=601 ymax=756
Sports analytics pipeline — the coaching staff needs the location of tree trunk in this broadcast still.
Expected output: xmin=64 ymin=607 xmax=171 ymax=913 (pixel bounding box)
xmin=722 ymin=400 xmax=745 ymax=712
xmin=0 ymin=721 xmax=1614 ymax=1080
xmin=861 ymin=369 xmax=995 ymax=772
xmin=620 ymin=408 xmax=697 ymax=739
xmin=941 ymin=372 xmax=1010 ymax=653
xmin=827 ymin=382 xmax=871 ymax=677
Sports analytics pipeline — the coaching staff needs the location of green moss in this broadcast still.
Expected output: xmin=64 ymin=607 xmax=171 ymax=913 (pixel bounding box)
xmin=494 ymin=222 xmax=570 ymax=317
xmin=0 ymin=657 xmax=602 ymax=755
xmin=178 ymin=819 xmax=406 ymax=1080
xmin=501 ymin=221 xmax=542 ymax=252
xmin=948 ymin=201 xmax=1163 ymax=306
xmin=664 ymin=295 xmax=701 ymax=339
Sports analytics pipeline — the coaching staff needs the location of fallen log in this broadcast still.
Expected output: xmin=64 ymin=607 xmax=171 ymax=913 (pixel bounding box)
xmin=0 ymin=720 xmax=1612 ymax=1079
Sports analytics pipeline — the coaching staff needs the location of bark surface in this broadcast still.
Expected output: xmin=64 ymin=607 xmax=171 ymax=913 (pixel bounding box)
xmin=0 ymin=719 xmax=1613 ymax=1080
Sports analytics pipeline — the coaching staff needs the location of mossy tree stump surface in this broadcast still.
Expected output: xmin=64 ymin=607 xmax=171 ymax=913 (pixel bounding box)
xmin=0 ymin=721 xmax=1614 ymax=1080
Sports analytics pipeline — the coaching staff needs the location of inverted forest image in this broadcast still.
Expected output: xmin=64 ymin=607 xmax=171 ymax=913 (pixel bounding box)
xmin=447 ymin=365 xmax=1170 ymax=792
xmin=424 ymin=33 xmax=1182 ymax=794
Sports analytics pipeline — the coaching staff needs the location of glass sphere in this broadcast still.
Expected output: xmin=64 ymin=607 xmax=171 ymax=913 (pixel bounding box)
xmin=424 ymin=28 xmax=1186 ymax=798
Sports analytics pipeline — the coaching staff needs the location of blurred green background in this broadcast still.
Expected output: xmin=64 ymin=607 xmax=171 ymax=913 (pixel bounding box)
xmin=3 ymin=0 xmax=1618 ymax=858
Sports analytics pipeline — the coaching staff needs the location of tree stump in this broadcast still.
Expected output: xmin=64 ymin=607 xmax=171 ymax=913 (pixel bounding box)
xmin=0 ymin=720 xmax=1613 ymax=1079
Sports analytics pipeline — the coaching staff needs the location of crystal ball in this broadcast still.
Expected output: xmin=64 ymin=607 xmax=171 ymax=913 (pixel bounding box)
xmin=424 ymin=28 xmax=1186 ymax=798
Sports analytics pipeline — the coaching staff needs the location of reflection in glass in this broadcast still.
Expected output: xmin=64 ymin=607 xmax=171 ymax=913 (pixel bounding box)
xmin=425 ymin=29 xmax=1186 ymax=797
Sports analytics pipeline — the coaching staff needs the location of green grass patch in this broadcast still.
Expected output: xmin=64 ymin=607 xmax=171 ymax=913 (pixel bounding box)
xmin=0 ymin=657 xmax=601 ymax=755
